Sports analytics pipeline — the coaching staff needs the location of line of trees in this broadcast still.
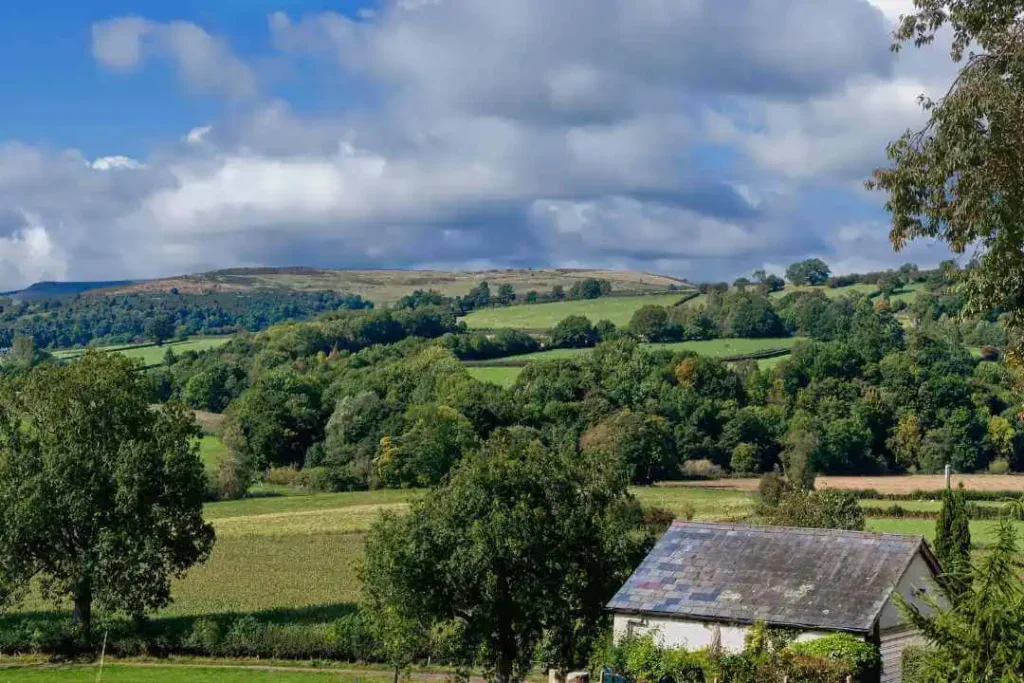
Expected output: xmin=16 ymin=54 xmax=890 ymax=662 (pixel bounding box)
xmin=0 ymin=290 xmax=371 ymax=350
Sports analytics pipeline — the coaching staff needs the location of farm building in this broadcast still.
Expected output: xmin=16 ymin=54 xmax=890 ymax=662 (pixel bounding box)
xmin=607 ymin=522 xmax=944 ymax=683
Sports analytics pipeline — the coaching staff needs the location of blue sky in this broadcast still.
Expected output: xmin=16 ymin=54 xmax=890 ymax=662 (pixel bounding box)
xmin=0 ymin=0 xmax=957 ymax=290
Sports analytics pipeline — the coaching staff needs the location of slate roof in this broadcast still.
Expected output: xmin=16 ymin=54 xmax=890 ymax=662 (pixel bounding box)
xmin=607 ymin=522 xmax=939 ymax=633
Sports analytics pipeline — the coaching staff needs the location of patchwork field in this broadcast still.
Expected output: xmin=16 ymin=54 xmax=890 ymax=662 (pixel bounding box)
xmin=53 ymin=337 xmax=232 ymax=368
xmin=461 ymin=293 xmax=692 ymax=329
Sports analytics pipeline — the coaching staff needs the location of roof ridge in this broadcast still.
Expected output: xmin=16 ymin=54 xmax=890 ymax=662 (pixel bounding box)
xmin=671 ymin=520 xmax=925 ymax=544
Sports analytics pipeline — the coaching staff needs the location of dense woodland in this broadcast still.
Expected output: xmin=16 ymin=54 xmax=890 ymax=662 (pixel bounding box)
xmin=0 ymin=290 xmax=371 ymax=349
xmin=90 ymin=260 xmax=1014 ymax=501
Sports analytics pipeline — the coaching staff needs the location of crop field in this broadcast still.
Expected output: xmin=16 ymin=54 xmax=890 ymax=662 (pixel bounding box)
xmin=53 ymin=337 xmax=231 ymax=368
xmin=461 ymin=293 xmax=692 ymax=329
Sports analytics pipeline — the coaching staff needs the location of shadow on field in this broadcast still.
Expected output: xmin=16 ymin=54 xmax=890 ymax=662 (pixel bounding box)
xmin=0 ymin=602 xmax=362 ymax=656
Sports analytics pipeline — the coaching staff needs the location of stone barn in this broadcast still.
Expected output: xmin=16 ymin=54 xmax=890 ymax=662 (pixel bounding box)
xmin=607 ymin=522 xmax=944 ymax=683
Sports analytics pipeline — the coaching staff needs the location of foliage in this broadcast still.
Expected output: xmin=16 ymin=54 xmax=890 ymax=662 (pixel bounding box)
xmin=0 ymin=290 xmax=370 ymax=350
xmin=785 ymin=259 xmax=831 ymax=286
xmin=552 ymin=315 xmax=600 ymax=348
xmin=868 ymin=0 xmax=1024 ymax=362
xmin=596 ymin=631 xmax=877 ymax=683
xmin=0 ymin=353 xmax=214 ymax=636
xmin=361 ymin=429 xmax=653 ymax=682
xmin=934 ymin=486 xmax=973 ymax=601
xmin=765 ymin=487 xmax=865 ymax=531
xmin=785 ymin=634 xmax=880 ymax=681
xmin=896 ymin=521 xmax=1024 ymax=682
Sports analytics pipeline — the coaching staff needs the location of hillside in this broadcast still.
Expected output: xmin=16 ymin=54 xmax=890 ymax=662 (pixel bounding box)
xmin=90 ymin=267 xmax=689 ymax=303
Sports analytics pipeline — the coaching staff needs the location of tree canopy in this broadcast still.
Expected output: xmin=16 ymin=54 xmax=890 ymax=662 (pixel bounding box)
xmin=361 ymin=428 xmax=652 ymax=683
xmin=0 ymin=352 xmax=214 ymax=636
xmin=869 ymin=0 xmax=1024 ymax=360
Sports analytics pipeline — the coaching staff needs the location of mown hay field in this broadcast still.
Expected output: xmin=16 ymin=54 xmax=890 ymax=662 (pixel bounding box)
xmin=461 ymin=293 xmax=691 ymax=329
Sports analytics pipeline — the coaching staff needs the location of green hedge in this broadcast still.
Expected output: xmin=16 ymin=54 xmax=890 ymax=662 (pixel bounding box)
xmin=0 ymin=611 xmax=393 ymax=663
xmin=851 ymin=488 xmax=1024 ymax=502
xmin=862 ymin=503 xmax=1016 ymax=520
xmin=595 ymin=631 xmax=879 ymax=683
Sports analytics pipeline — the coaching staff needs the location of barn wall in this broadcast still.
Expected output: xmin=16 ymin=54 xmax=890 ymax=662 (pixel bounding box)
xmin=611 ymin=614 xmax=834 ymax=654
xmin=878 ymin=552 xmax=944 ymax=630
xmin=880 ymin=628 xmax=926 ymax=683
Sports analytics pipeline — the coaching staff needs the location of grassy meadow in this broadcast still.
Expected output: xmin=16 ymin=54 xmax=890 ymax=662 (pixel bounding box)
xmin=465 ymin=366 xmax=522 ymax=388
xmin=54 ymin=337 xmax=232 ymax=368
xmin=461 ymin=293 xmax=691 ymax=329
xmin=504 ymin=337 xmax=808 ymax=363
xmin=5 ymin=479 xmax=1017 ymax=682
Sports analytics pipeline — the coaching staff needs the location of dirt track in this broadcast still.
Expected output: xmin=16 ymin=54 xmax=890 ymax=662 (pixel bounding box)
xmin=675 ymin=474 xmax=1024 ymax=494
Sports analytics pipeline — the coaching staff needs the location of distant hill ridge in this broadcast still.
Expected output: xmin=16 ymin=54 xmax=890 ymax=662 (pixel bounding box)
xmin=5 ymin=267 xmax=691 ymax=304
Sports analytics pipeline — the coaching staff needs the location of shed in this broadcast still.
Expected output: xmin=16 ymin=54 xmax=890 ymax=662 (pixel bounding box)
xmin=607 ymin=522 xmax=944 ymax=683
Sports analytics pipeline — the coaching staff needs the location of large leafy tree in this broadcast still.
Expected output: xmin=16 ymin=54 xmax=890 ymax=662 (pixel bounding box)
xmin=785 ymin=258 xmax=831 ymax=286
xmin=869 ymin=0 xmax=1024 ymax=360
xmin=361 ymin=428 xmax=652 ymax=683
xmin=0 ymin=352 xmax=214 ymax=636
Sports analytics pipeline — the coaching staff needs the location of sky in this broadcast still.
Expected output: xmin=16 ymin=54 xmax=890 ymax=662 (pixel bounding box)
xmin=0 ymin=0 xmax=961 ymax=290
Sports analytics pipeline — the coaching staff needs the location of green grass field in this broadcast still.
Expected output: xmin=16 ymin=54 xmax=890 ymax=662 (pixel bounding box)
xmin=465 ymin=366 xmax=522 ymax=388
xmin=53 ymin=337 xmax=232 ymax=368
xmin=770 ymin=283 xmax=878 ymax=300
xmin=867 ymin=518 xmax=1024 ymax=545
xmin=0 ymin=664 xmax=395 ymax=682
xmin=479 ymin=337 xmax=808 ymax=364
xmin=198 ymin=435 xmax=229 ymax=471
xmin=461 ymin=293 xmax=691 ymax=329
xmin=466 ymin=338 xmax=808 ymax=386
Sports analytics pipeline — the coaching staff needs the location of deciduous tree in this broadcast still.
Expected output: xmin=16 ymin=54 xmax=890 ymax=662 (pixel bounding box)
xmin=0 ymin=353 xmax=214 ymax=637
xmin=361 ymin=428 xmax=651 ymax=683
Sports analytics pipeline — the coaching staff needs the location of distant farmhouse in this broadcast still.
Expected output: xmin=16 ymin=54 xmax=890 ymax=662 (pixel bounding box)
xmin=607 ymin=522 xmax=944 ymax=683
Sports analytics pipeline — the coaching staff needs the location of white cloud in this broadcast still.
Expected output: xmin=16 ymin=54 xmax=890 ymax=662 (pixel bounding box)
xmin=92 ymin=18 xmax=257 ymax=98
xmin=185 ymin=125 xmax=212 ymax=145
xmin=91 ymin=155 xmax=143 ymax=171
xmin=0 ymin=1 xmax=961 ymax=290
xmin=0 ymin=214 xmax=68 ymax=290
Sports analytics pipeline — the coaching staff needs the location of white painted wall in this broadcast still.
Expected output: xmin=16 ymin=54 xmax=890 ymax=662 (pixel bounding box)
xmin=612 ymin=614 xmax=836 ymax=654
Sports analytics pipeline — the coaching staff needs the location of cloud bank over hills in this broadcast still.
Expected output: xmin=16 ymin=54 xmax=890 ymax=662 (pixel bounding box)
xmin=0 ymin=0 xmax=956 ymax=290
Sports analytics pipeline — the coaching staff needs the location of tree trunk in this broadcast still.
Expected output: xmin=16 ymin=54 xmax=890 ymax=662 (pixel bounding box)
xmin=495 ymin=655 xmax=514 ymax=683
xmin=71 ymin=581 xmax=92 ymax=639
xmin=393 ymin=665 xmax=400 ymax=683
